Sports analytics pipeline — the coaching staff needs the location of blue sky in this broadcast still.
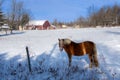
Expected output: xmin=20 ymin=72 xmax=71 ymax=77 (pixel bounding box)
xmin=3 ymin=0 xmax=120 ymax=22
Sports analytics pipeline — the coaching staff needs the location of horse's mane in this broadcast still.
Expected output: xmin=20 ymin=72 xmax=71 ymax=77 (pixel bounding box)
xmin=63 ymin=39 xmax=72 ymax=45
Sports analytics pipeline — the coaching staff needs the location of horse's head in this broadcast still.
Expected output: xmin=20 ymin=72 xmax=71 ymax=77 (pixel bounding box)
xmin=58 ymin=39 xmax=64 ymax=52
xmin=58 ymin=38 xmax=71 ymax=52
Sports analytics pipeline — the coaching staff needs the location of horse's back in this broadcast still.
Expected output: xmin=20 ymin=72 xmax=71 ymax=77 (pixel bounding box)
xmin=63 ymin=40 xmax=96 ymax=56
xmin=83 ymin=41 xmax=96 ymax=54
xmin=73 ymin=41 xmax=95 ymax=49
xmin=70 ymin=41 xmax=95 ymax=56
xmin=73 ymin=41 xmax=94 ymax=45
xmin=83 ymin=41 xmax=95 ymax=46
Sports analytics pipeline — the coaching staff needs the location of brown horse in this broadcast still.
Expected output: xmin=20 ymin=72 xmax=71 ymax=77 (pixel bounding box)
xmin=58 ymin=38 xmax=99 ymax=68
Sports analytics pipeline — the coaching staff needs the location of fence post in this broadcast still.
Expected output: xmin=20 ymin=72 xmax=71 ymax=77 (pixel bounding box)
xmin=26 ymin=46 xmax=32 ymax=72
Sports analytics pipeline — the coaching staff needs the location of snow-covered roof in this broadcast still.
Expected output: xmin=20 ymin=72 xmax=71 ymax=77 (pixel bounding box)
xmin=28 ymin=20 xmax=49 ymax=25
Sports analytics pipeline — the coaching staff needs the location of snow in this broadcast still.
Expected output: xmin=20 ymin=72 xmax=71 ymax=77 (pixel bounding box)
xmin=0 ymin=27 xmax=120 ymax=80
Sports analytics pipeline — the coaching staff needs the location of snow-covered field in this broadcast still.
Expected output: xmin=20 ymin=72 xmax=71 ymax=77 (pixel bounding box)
xmin=0 ymin=27 xmax=120 ymax=80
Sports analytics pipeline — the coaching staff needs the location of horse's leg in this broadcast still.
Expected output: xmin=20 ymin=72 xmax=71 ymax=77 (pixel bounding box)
xmin=92 ymin=47 xmax=99 ymax=67
xmin=68 ymin=54 xmax=72 ymax=67
xmin=92 ymin=45 xmax=99 ymax=67
xmin=88 ymin=54 xmax=93 ymax=68
xmin=93 ymin=54 xmax=99 ymax=67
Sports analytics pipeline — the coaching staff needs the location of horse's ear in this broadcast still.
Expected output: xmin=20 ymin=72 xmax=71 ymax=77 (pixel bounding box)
xmin=58 ymin=38 xmax=60 ymax=41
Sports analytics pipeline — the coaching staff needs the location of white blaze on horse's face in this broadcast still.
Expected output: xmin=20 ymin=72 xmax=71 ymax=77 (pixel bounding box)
xmin=58 ymin=39 xmax=64 ymax=52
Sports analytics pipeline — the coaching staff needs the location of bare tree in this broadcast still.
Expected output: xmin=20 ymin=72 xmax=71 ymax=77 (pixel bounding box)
xmin=97 ymin=7 xmax=106 ymax=26
xmin=87 ymin=4 xmax=120 ymax=27
xmin=75 ymin=17 xmax=87 ymax=27
xmin=6 ymin=0 xmax=17 ymax=33
xmin=52 ymin=19 xmax=58 ymax=26
xmin=112 ymin=4 xmax=120 ymax=25
xmin=7 ymin=0 xmax=30 ymax=33
xmin=20 ymin=12 xmax=30 ymax=30
xmin=87 ymin=5 xmax=99 ymax=27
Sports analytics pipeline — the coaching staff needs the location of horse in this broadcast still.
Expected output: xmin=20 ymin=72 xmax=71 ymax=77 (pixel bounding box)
xmin=58 ymin=38 xmax=99 ymax=68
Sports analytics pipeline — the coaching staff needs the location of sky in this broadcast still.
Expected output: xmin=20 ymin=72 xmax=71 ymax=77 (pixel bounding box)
xmin=2 ymin=0 xmax=120 ymax=22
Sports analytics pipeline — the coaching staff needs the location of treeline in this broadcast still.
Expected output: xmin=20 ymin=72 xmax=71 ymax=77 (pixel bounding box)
xmin=53 ymin=4 xmax=120 ymax=28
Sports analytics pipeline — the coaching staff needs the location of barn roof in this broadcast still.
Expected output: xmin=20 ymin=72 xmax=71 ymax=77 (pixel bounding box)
xmin=28 ymin=20 xmax=50 ymax=25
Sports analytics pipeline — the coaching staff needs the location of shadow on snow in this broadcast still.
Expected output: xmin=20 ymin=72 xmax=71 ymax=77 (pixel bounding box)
xmin=0 ymin=43 xmax=120 ymax=80
xmin=0 ymin=31 xmax=25 ymax=37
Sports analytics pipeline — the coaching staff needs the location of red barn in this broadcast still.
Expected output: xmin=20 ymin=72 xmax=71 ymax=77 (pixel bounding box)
xmin=26 ymin=20 xmax=51 ymax=30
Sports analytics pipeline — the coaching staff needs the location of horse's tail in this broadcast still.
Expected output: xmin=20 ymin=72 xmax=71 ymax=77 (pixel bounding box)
xmin=92 ymin=43 xmax=99 ymax=67
xmin=93 ymin=44 xmax=97 ymax=55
